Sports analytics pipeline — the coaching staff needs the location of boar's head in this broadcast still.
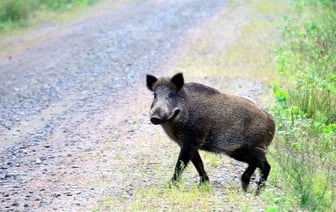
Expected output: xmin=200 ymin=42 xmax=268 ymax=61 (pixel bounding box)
xmin=146 ymin=73 xmax=184 ymax=125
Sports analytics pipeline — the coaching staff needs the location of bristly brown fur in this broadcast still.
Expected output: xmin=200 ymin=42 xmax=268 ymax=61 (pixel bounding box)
xmin=146 ymin=73 xmax=275 ymax=193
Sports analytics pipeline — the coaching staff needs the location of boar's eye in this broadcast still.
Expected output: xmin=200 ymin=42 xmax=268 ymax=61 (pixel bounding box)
xmin=153 ymin=93 xmax=157 ymax=98
xmin=168 ymin=92 xmax=175 ymax=98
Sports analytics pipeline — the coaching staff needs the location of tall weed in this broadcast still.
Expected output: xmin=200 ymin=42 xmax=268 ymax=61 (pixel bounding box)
xmin=272 ymin=0 xmax=336 ymax=210
xmin=276 ymin=0 xmax=336 ymax=124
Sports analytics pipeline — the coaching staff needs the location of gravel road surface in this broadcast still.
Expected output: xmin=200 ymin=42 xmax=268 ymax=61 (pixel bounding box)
xmin=0 ymin=0 xmax=269 ymax=211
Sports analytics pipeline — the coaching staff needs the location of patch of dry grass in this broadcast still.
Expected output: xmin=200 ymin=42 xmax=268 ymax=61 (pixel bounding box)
xmin=175 ymin=0 xmax=290 ymax=83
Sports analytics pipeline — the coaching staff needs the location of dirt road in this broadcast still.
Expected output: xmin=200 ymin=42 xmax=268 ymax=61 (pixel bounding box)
xmin=0 ymin=0 xmax=274 ymax=210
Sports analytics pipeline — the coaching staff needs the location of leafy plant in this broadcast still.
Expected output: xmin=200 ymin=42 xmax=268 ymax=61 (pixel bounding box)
xmin=270 ymin=0 xmax=336 ymax=210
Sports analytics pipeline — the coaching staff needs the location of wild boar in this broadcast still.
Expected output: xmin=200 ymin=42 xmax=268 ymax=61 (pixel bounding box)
xmin=146 ymin=73 xmax=275 ymax=193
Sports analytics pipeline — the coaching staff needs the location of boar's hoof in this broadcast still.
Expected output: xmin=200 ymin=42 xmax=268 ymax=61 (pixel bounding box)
xmin=242 ymin=181 xmax=249 ymax=192
xmin=199 ymin=176 xmax=210 ymax=184
xmin=256 ymin=181 xmax=266 ymax=195
xmin=166 ymin=179 xmax=182 ymax=188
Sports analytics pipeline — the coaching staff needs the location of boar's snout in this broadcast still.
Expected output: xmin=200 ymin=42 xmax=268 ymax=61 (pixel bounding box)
xmin=150 ymin=108 xmax=181 ymax=125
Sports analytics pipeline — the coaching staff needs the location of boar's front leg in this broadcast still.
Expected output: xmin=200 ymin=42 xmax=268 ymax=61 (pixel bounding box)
xmin=192 ymin=151 xmax=209 ymax=184
xmin=172 ymin=135 xmax=198 ymax=184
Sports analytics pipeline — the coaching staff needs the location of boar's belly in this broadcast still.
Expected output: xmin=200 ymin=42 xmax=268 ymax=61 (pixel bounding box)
xmin=201 ymin=133 xmax=245 ymax=154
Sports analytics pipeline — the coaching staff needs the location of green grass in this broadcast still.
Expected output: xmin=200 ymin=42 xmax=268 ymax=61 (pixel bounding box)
xmin=0 ymin=0 xmax=96 ymax=32
xmin=201 ymin=152 xmax=223 ymax=167
xmin=270 ymin=0 xmax=336 ymax=210
xmin=175 ymin=0 xmax=288 ymax=82
xmin=93 ymin=184 xmax=268 ymax=211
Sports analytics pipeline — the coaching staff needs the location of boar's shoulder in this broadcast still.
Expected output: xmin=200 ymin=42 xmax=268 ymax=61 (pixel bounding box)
xmin=184 ymin=82 xmax=221 ymax=96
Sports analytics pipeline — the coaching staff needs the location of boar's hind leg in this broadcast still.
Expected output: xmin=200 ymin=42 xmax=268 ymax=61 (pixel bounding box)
xmin=241 ymin=163 xmax=257 ymax=191
xmin=230 ymin=148 xmax=270 ymax=193
xmin=244 ymin=152 xmax=271 ymax=194
xmin=256 ymin=156 xmax=271 ymax=193
xmin=192 ymin=151 xmax=209 ymax=184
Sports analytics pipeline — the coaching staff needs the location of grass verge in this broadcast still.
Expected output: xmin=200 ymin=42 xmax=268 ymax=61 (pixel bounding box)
xmin=270 ymin=0 xmax=336 ymax=210
xmin=0 ymin=0 xmax=98 ymax=33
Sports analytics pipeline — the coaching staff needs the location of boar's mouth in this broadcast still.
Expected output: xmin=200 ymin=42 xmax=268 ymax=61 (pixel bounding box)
xmin=150 ymin=108 xmax=180 ymax=125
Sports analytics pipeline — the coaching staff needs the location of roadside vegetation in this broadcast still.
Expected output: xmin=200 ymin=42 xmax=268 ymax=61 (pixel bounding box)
xmin=270 ymin=0 xmax=336 ymax=210
xmin=0 ymin=0 xmax=96 ymax=32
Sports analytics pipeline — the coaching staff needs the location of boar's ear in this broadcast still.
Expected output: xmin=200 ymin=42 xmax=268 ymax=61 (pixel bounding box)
xmin=171 ymin=73 xmax=184 ymax=91
xmin=146 ymin=74 xmax=158 ymax=91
